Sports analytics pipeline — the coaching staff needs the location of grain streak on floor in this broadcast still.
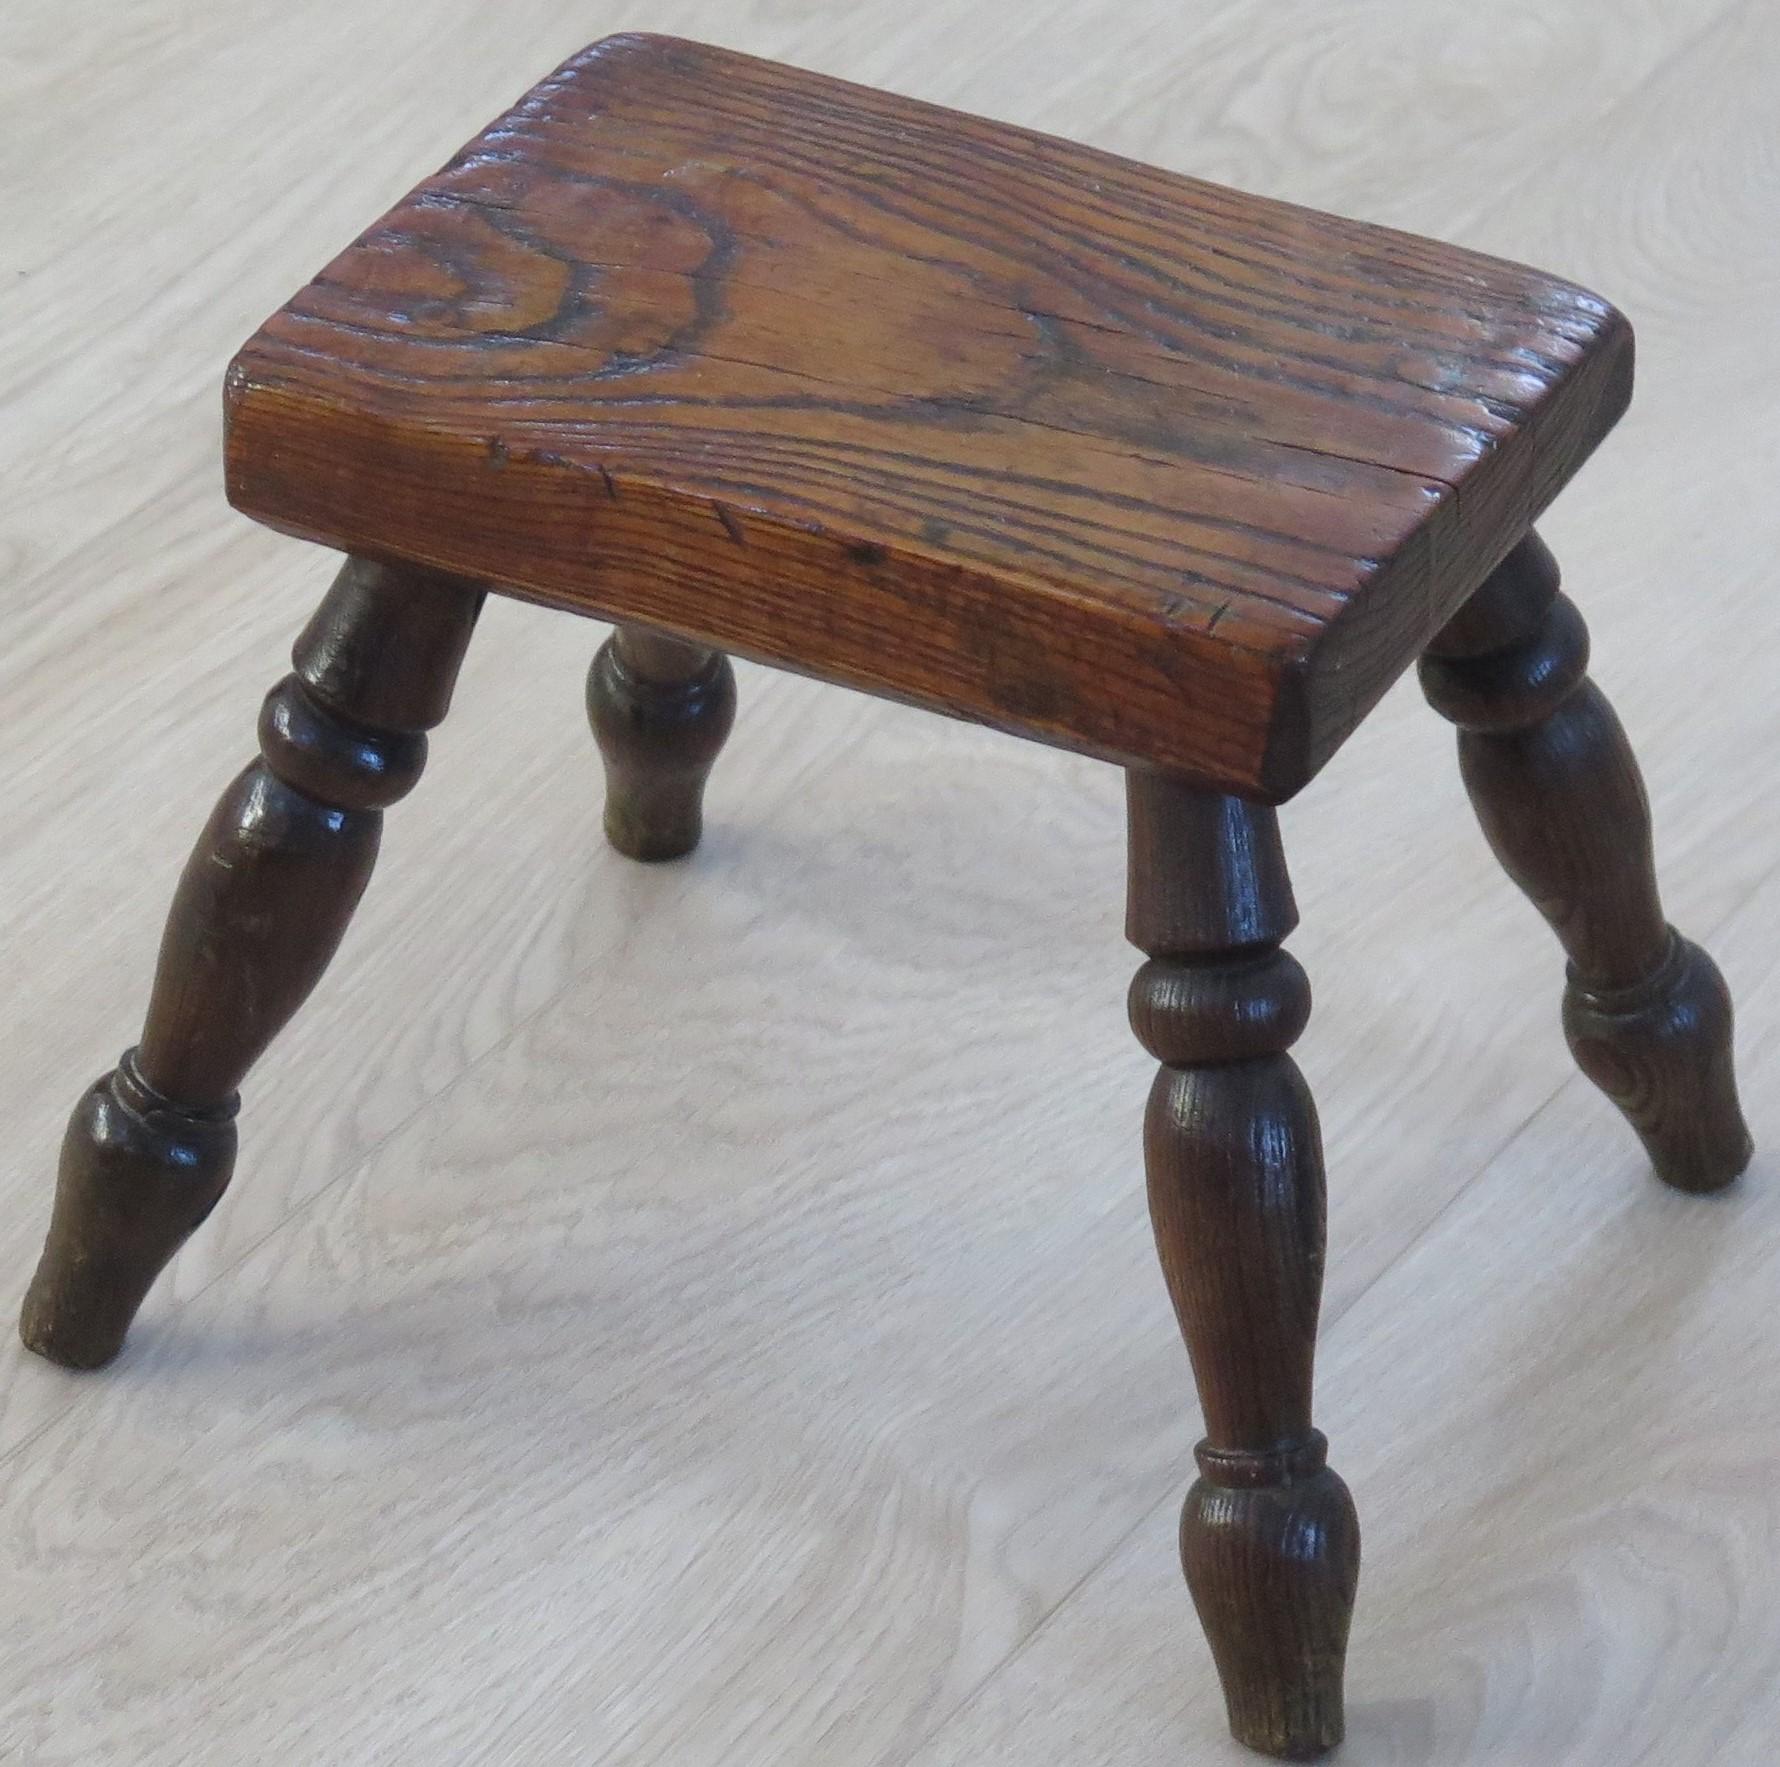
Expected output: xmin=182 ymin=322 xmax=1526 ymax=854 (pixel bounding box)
xmin=2 ymin=3 xmax=1776 ymax=1762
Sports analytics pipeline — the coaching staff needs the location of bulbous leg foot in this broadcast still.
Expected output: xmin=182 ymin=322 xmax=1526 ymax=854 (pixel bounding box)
xmin=1181 ymin=1452 xmax=1360 ymax=1759
xmin=21 ymin=1054 xmax=237 ymax=1369
xmin=587 ymin=625 xmax=735 ymax=862
xmin=1565 ymin=931 xmax=1752 ymax=1193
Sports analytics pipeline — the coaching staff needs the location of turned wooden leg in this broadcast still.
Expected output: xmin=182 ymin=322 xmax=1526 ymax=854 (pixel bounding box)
xmin=1127 ymin=773 xmax=1360 ymax=1760
xmin=20 ymin=557 xmax=485 ymax=1369
xmin=586 ymin=624 xmax=735 ymax=861
xmin=1420 ymin=532 xmax=1751 ymax=1193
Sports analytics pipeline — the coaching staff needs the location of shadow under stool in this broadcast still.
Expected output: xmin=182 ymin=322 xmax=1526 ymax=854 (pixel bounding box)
xmin=19 ymin=33 xmax=1752 ymax=1761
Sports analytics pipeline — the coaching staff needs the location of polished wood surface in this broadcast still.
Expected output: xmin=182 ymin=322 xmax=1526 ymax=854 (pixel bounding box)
xmin=4 ymin=4 xmax=1774 ymax=1764
xmin=21 ymin=559 xmax=484 ymax=1367
xmin=1128 ymin=774 xmax=1357 ymax=1756
xmin=225 ymin=31 xmax=1631 ymax=798
xmin=1421 ymin=534 xmax=1751 ymax=1193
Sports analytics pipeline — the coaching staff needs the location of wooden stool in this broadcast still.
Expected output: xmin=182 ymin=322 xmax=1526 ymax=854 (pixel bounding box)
xmin=21 ymin=34 xmax=1751 ymax=1760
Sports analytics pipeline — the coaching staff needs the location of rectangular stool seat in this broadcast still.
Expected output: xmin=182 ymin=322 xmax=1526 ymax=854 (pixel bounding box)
xmin=224 ymin=32 xmax=1632 ymax=798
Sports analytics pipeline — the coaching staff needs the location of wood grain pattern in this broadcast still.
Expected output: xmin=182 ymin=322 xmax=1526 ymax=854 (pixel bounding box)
xmin=4 ymin=3 xmax=1775 ymax=1765
xmin=223 ymin=31 xmax=1633 ymax=798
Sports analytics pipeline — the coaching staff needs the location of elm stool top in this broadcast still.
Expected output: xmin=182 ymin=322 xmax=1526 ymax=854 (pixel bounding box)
xmin=223 ymin=31 xmax=1633 ymax=801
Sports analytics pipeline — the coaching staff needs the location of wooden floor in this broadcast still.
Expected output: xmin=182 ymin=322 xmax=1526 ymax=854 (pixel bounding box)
xmin=3 ymin=3 xmax=1776 ymax=1761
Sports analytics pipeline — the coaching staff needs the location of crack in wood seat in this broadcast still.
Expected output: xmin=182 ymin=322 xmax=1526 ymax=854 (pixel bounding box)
xmin=224 ymin=31 xmax=1632 ymax=800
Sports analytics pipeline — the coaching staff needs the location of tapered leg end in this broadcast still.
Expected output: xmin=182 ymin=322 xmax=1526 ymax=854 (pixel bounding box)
xmin=1565 ymin=931 xmax=1753 ymax=1195
xmin=601 ymin=797 xmax=706 ymax=865
xmin=20 ymin=1055 xmax=237 ymax=1370
xmin=587 ymin=630 xmax=735 ymax=863
xmin=1181 ymin=1455 xmax=1360 ymax=1759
